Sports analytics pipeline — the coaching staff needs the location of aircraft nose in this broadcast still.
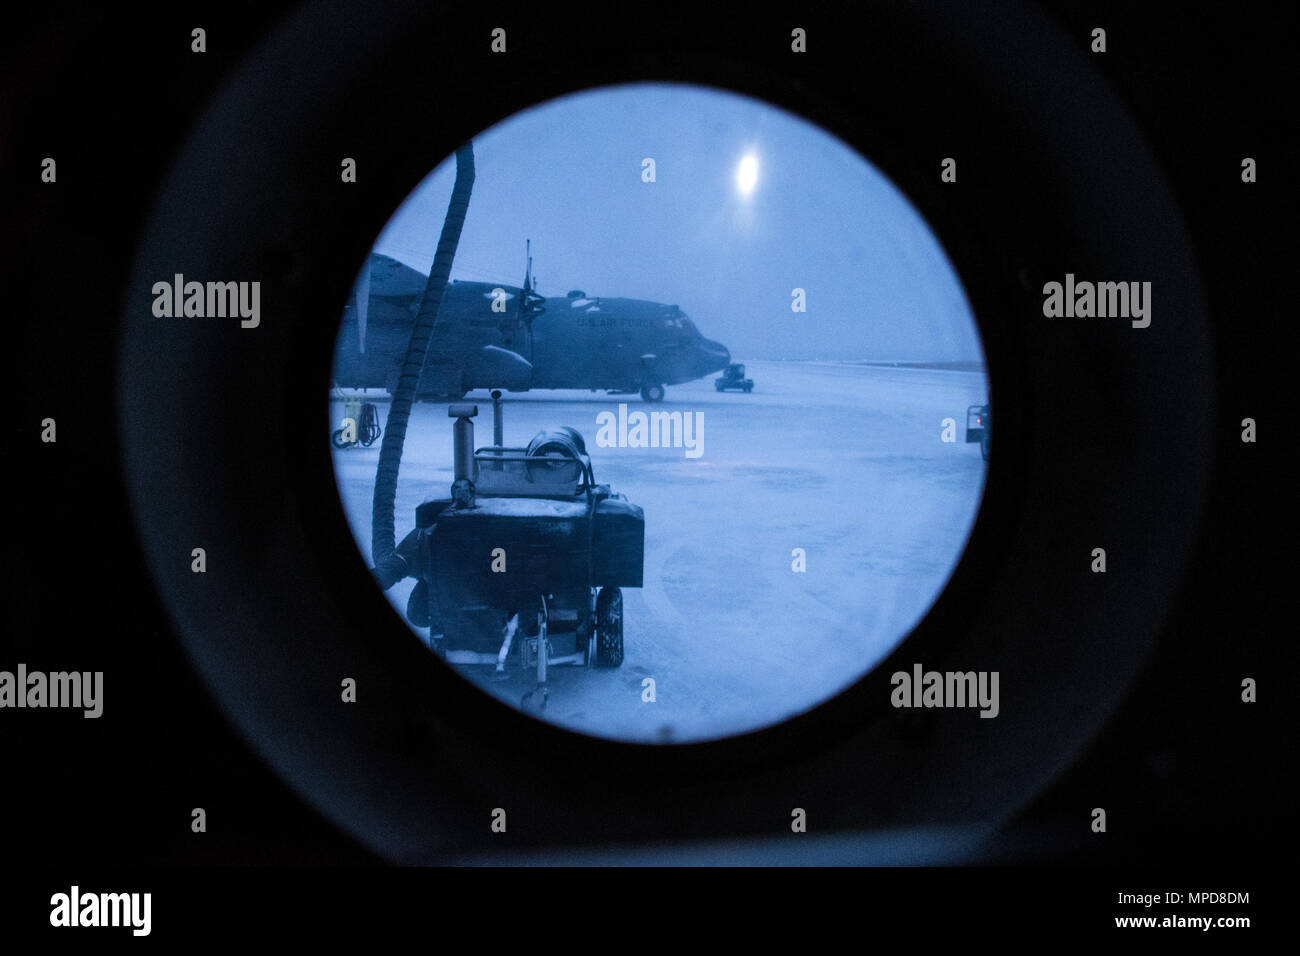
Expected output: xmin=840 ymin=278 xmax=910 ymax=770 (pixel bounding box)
xmin=699 ymin=338 xmax=730 ymax=372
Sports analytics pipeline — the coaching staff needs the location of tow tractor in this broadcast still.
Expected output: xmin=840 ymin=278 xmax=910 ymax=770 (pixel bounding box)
xmin=714 ymin=362 xmax=754 ymax=393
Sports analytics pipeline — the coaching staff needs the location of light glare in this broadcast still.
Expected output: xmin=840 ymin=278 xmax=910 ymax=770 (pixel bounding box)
xmin=737 ymin=154 xmax=758 ymax=195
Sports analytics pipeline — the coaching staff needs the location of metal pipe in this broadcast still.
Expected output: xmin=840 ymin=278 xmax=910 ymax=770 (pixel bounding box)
xmin=537 ymin=595 xmax=549 ymax=685
xmin=496 ymin=613 xmax=518 ymax=673
xmin=490 ymin=389 xmax=504 ymax=470
xmin=453 ymin=420 xmax=474 ymax=481
xmin=448 ymin=403 xmax=478 ymax=507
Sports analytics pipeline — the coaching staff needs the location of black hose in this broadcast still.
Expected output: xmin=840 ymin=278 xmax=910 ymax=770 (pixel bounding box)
xmin=371 ymin=142 xmax=475 ymax=590
xmin=357 ymin=403 xmax=381 ymax=446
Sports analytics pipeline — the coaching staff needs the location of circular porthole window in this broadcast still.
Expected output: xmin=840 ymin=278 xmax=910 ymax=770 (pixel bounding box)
xmin=329 ymin=82 xmax=988 ymax=744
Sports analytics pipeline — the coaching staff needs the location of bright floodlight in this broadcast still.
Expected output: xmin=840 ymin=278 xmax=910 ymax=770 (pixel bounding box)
xmin=737 ymin=154 xmax=758 ymax=195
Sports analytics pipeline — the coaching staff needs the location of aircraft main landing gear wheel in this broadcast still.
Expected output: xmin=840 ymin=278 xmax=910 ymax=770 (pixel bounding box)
xmin=640 ymin=383 xmax=665 ymax=402
xmin=594 ymin=587 xmax=624 ymax=667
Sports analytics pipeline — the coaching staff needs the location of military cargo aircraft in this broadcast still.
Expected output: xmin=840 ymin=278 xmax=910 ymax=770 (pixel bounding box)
xmin=333 ymin=250 xmax=732 ymax=402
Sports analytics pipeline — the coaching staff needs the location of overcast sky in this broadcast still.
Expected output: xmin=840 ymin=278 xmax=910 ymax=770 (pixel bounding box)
xmin=371 ymin=82 xmax=983 ymax=363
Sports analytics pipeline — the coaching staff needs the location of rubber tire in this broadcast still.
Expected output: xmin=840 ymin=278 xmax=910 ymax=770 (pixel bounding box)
xmin=331 ymin=428 xmax=353 ymax=448
xmin=594 ymin=587 xmax=623 ymax=668
xmin=743 ymin=384 xmax=753 ymax=393
xmin=640 ymin=383 xmax=665 ymax=402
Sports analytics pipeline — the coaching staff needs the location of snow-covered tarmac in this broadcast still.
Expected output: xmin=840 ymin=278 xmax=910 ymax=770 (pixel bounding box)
xmin=330 ymin=359 xmax=989 ymax=743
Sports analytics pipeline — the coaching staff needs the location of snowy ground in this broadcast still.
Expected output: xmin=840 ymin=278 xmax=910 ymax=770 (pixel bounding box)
xmin=330 ymin=360 xmax=989 ymax=743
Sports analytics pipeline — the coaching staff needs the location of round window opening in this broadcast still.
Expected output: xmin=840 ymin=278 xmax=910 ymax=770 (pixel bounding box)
xmin=329 ymin=82 xmax=989 ymax=744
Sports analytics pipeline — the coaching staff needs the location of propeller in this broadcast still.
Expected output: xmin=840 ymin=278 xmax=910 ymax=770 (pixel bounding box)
xmin=517 ymin=238 xmax=546 ymax=329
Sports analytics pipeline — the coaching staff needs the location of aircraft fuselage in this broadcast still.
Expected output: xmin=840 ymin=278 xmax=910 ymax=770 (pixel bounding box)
xmin=334 ymin=255 xmax=731 ymax=399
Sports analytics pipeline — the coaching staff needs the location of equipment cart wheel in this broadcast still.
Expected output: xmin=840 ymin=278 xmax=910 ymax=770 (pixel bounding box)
xmin=640 ymin=383 xmax=665 ymax=403
xmin=594 ymin=587 xmax=624 ymax=668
